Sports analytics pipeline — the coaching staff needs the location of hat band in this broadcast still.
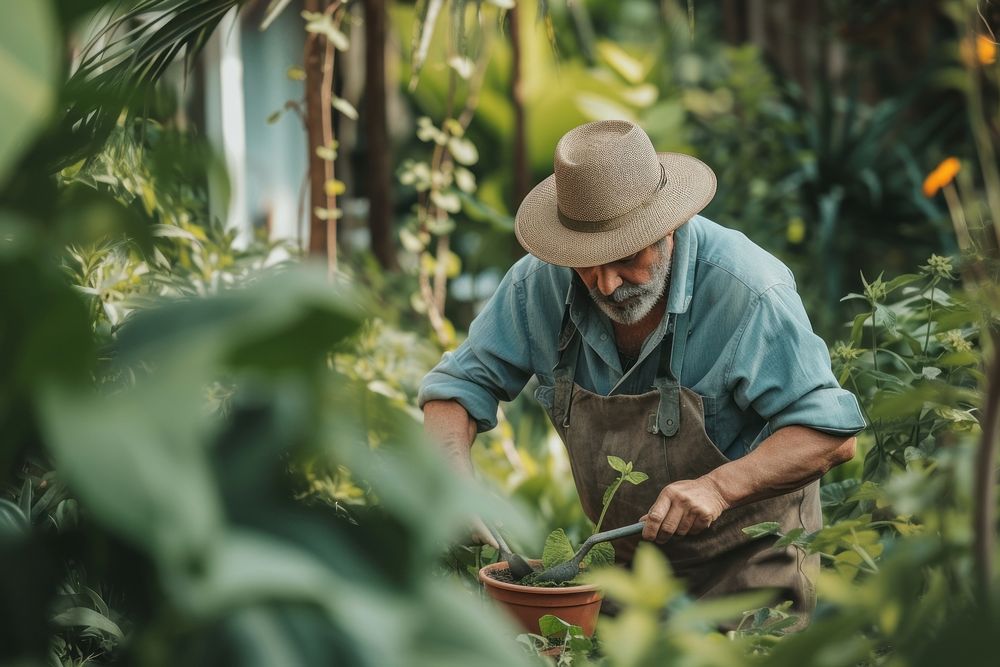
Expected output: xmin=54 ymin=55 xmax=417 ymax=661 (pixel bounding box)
xmin=557 ymin=163 xmax=668 ymax=233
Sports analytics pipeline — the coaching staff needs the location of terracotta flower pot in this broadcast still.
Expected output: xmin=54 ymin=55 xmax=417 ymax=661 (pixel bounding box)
xmin=478 ymin=559 xmax=603 ymax=637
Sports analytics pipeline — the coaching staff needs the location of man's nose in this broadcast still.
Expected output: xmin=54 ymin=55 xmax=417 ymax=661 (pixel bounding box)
xmin=595 ymin=267 xmax=622 ymax=296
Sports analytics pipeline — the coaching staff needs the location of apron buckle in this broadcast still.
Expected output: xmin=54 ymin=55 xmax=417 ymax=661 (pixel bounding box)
xmin=653 ymin=380 xmax=680 ymax=437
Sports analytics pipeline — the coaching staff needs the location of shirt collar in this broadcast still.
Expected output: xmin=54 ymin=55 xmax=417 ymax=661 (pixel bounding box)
xmin=666 ymin=217 xmax=698 ymax=314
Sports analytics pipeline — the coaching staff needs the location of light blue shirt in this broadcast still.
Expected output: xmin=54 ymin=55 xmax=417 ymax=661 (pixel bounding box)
xmin=418 ymin=216 xmax=866 ymax=460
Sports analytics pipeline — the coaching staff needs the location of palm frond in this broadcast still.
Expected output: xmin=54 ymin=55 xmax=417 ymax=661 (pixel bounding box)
xmin=53 ymin=0 xmax=248 ymax=171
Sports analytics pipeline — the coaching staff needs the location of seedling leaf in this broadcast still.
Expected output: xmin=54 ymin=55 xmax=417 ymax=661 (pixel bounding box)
xmin=774 ymin=528 xmax=809 ymax=548
xmin=742 ymin=522 xmax=782 ymax=538
xmin=626 ymin=471 xmax=648 ymax=485
xmin=538 ymin=614 xmax=583 ymax=638
xmin=541 ymin=529 xmax=575 ymax=569
xmin=584 ymin=541 xmax=615 ymax=567
xmin=607 ymin=456 xmax=628 ymax=473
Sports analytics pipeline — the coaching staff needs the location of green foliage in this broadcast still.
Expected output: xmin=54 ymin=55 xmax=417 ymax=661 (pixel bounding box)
xmin=53 ymin=0 xmax=249 ymax=171
xmin=596 ymin=456 xmax=648 ymax=532
xmin=0 ymin=0 xmax=58 ymax=184
xmin=529 ymin=457 xmax=647 ymax=588
xmin=834 ymin=256 xmax=981 ymax=492
xmin=56 ymin=120 xmax=298 ymax=348
xmin=7 ymin=255 xmax=539 ymax=665
xmin=526 ymin=614 xmax=598 ymax=661
xmin=573 ymin=543 xmax=768 ymax=666
xmin=1 ymin=4 xmax=536 ymax=665
xmin=3 ymin=2 xmax=998 ymax=666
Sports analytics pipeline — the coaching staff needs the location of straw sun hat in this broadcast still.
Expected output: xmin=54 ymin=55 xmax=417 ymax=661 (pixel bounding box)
xmin=514 ymin=120 xmax=717 ymax=268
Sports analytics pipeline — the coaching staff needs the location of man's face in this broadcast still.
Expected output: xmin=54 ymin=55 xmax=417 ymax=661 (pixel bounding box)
xmin=573 ymin=233 xmax=674 ymax=325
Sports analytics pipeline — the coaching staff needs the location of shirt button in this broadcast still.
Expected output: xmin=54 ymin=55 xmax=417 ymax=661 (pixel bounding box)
xmin=600 ymin=334 xmax=608 ymax=341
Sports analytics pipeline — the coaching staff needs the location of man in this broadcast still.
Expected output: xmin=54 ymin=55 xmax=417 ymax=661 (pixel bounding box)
xmin=419 ymin=120 xmax=865 ymax=618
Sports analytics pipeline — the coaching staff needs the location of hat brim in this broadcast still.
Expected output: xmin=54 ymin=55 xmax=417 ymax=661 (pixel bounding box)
xmin=514 ymin=152 xmax=717 ymax=268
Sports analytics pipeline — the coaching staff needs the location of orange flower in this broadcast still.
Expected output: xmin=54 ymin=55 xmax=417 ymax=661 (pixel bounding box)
xmin=923 ymin=157 xmax=961 ymax=198
xmin=960 ymin=34 xmax=997 ymax=66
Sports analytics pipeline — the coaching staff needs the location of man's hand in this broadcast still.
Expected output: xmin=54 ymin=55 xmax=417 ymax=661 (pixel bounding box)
xmin=640 ymin=477 xmax=729 ymax=542
xmin=469 ymin=516 xmax=500 ymax=549
xmin=638 ymin=427 xmax=858 ymax=544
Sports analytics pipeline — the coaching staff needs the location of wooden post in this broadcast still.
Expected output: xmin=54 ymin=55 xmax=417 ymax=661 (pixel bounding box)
xmin=304 ymin=0 xmax=329 ymax=258
xmin=363 ymin=0 xmax=397 ymax=270
xmin=509 ymin=3 xmax=529 ymax=209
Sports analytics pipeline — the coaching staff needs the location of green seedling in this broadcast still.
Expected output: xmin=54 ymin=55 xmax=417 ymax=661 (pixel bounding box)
xmin=519 ymin=456 xmax=648 ymax=586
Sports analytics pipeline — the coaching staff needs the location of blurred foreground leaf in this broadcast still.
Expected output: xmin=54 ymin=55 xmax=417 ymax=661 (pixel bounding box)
xmin=0 ymin=0 xmax=58 ymax=182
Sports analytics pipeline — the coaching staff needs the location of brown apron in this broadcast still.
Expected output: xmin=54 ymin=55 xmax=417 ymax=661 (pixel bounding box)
xmin=544 ymin=295 xmax=821 ymax=625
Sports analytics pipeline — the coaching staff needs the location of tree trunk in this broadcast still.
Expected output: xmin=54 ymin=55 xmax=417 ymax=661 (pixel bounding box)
xmin=721 ymin=0 xmax=745 ymax=44
xmin=304 ymin=0 xmax=328 ymax=257
xmin=509 ymin=3 xmax=529 ymax=210
xmin=363 ymin=0 xmax=397 ymax=270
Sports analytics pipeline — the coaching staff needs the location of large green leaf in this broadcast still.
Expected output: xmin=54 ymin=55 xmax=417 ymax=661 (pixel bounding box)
xmin=114 ymin=266 xmax=361 ymax=376
xmin=39 ymin=378 xmax=224 ymax=569
xmin=668 ymin=590 xmax=776 ymax=630
xmin=51 ymin=606 xmax=125 ymax=641
xmin=0 ymin=498 xmax=28 ymax=534
xmin=538 ymin=614 xmax=583 ymax=638
xmin=0 ymin=0 xmax=58 ymax=183
xmin=0 ymin=216 xmax=96 ymax=477
xmin=541 ymin=529 xmax=575 ymax=569
xmin=172 ymin=530 xmax=531 ymax=667
xmin=337 ymin=408 xmax=536 ymax=564
xmin=820 ymin=479 xmax=861 ymax=508
xmin=53 ymin=0 xmax=246 ymax=170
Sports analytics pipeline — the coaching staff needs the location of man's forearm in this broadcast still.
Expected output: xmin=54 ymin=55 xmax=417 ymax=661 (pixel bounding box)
xmin=422 ymin=399 xmax=478 ymax=474
xmin=704 ymin=425 xmax=857 ymax=509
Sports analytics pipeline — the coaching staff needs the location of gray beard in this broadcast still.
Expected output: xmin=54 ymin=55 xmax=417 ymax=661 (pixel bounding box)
xmin=588 ymin=253 xmax=671 ymax=325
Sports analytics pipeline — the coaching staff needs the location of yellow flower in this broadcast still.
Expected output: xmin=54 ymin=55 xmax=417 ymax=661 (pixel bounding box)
xmin=920 ymin=253 xmax=956 ymax=280
xmin=831 ymin=341 xmax=863 ymax=364
xmin=937 ymin=329 xmax=973 ymax=353
xmin=786 ymin=217 xmax=805 ymax=244
xmin=922 ymin=157 xmax=961 ymax=198
xmin=960 ymin=34 xmax=997 ymax=66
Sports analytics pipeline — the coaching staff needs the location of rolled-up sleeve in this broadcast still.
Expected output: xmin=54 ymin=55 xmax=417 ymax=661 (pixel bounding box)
xmin=728 ymin=284 xmax=866 ymax=437
xmin=418 ymin=269 xmax=534 ymax=432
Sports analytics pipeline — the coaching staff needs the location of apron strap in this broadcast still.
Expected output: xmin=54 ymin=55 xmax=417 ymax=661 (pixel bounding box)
xmin=670 ymin=307 xmax=692 ymax=382
xmin=553 ymin=297 xmax=582 ymax=428
xmin=651 ymin=307 xmax=692 ymax=437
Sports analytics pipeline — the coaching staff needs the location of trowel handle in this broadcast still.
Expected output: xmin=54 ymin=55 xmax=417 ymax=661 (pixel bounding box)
xmin=583 ymin=521 xmax=645 ymax=549
xmin=486 ymin=524 xmax=512 ymax=556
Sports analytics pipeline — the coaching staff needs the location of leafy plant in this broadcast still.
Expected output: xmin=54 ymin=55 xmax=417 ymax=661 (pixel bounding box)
xmin=734 ymin=259 xmax=985 ymax=652
xmin=597 ymin=456 xmax=649 ymax=532
xmin=517 ymin=456 xmax=648 ymax=587
xmin=834 ymin=254 xmax=980 ymax=492
xmin=518 ymin=614 xmax=598 ymax=663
